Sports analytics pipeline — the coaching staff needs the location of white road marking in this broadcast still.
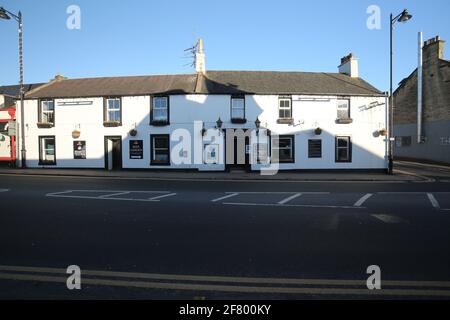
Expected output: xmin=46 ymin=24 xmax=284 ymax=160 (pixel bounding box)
xmin=99 ymin=191 xmax=131 ymax=198
xmin=0 ymin=189 xmax=10 ymax=193
xmin=0 ymin=265 xmax=449 ymax=296
xmin=226 ymin=191 xmax=329 ymax=194
xmin=371 ymin=214 xmax=407 ymax=224
xmin=46 ymin=194 xmax=159 ymax=202
xmin=149 ymin=193 xmax=177 ymax=201
xmin=211 ymin=193 xmax=239 ymax=202
xmin=278 ymin=193 xmax=302 ymax=205
xmin=427 ymin=193 xmax=440 ymax=209
xmin=353 ymin=193 xmax=373 ymax=207
xmin=223 ymin=202 xmax=364 ymax=209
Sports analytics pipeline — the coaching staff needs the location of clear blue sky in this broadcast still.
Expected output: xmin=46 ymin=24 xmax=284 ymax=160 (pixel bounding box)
xmin=1 ymin=0 xmax=449 ymax=91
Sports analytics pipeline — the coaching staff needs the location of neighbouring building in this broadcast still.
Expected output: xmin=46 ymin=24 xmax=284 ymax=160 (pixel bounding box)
xmin=0 ymin=83 xmax=43 ymax=164
xmin=16 ymin=40 xmax=388 ymax=172
xmin=394 ymin=36 xmax=450 ymax=164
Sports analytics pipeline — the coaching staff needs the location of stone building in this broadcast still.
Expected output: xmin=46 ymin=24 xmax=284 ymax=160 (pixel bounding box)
xmin=393 ymin=36 xmax=450 ymax=164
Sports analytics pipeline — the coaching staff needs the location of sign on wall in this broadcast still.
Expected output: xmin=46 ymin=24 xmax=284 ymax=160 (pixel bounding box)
xmin=204 ymin=144 xmax=219 ymax=164
xmin=73 ymin=140 xmax=86 ymax=159
xmin=129 ymin=140 xmax=143 ymax=159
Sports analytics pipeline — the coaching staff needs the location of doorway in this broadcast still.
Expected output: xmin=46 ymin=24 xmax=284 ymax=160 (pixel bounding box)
xmin=104 ymin=136 xmax=122 ymax=170
xmin=226 ymin=129 xmax=250 ymax=171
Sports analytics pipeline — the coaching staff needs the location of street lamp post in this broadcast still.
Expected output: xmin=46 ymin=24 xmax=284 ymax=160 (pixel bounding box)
xmin=389 ymin=9 xmax=412 ymax=174
xmin=0 ymin=7 xmax=26 ymax=168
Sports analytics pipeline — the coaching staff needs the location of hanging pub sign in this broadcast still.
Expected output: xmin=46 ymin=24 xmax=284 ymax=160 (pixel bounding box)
xmin=129 ymin=140 xmax=143 ymax=159
xmin=73 ymin=140 xmax=86 ymax=159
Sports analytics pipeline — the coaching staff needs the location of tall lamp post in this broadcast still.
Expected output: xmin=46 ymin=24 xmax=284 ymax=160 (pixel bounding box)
xmin=0 ymin=7 xmax=26 ymax=168
xmin=389 ymin=9 xmax=412 ymax=174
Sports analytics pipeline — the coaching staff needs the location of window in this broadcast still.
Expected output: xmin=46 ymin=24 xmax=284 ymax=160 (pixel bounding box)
xmin=308 ymin=139 xmax=322 ymax=158
xmin=278 ymin=96 xmax=292 ymax=119
xmin=151 ymin=134 xmax=170 ymax=165
xmin=151 ymin=96 xmax=169 ymax=124
xmin=335 ymin=136 xmax=352 ymax=162
xmin=39 ymin=136 xmax=56 ymax=165
xmin=337 ymin=99 xmax=350 ymax=120
xmin=104 ymin=97 xmax=121 ymax=124
xmin=38 ymin=100 xmax=55 ymax=124
xmin=272 ymin=135 xmax=294 ymax=163
xmin=231 ymin=96 xmax=245 ymax=122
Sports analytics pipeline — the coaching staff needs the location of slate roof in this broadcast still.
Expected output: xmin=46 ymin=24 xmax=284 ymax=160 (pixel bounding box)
xmin=25 ymin=71 xmax=384 ymax=99
xmin=0 ymin=83 xmax=44 ymax=97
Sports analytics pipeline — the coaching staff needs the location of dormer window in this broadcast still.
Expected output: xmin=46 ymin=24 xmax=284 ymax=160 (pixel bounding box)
xmin=231 ymin=95 xmax=246 ymax=123
xmin=38 ymin=99 xmax=55 ymax=127
xmin=151 ymin=96 xmax=169 ymax=125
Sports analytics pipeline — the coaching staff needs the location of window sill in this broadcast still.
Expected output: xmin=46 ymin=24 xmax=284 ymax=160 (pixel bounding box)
xmin=38 ymin=161 xmax=56 ymax=166
xmin=37 ymin=122 xmax=54 ymax=128
xmin=103 ymin=121 xmax=122 ymax=127
xmin=276 ymin=118 xmax=294 ymax=125
xmin=150 ymin=120 xmax=170 ymax=126
xmin=336 ymin=118 xmax=353 ymax=124
xmin=231 ymin=118 xmax=247 ymax=124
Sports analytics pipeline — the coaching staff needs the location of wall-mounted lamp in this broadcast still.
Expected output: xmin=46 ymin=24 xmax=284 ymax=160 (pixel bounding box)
xmin=216 ymin=117 xmax=223 ymax=135
xmin=314 ymin=127 xmax=322 ymax=135
xmin=255 ymin=117 xmax=261 ymax=135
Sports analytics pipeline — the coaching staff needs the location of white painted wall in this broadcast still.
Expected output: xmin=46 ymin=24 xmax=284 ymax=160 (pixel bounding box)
xmin=17 ymin=93 xmax=388 ymax=170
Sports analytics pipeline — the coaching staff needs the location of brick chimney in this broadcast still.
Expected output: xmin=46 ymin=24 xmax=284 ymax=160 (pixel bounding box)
xmin=195 ymin=38 xmax=206 ymax=74
xmin=422 ymin=36 xmax=445 ymax=64
xmin=338 ymin=53 xmax=359 ymax=78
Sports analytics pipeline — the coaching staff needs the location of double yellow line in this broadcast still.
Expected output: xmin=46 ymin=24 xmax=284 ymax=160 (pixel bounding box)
xmin=0 ymin=265 xmax=450 ymax=297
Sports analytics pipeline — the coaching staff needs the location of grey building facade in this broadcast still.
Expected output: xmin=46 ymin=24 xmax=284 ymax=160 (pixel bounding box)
xmin=394 ymin=36 xmax=450 ymax=164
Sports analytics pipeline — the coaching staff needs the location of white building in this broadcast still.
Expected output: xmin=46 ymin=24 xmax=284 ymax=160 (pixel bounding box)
xmin=17 ymin=43 xmax=388 ymax=172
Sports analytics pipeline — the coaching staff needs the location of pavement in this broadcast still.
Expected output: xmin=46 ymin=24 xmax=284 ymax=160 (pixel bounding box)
xmin=0 ymin=160 xmax=449 ymax=299
xmin=0 ymin=161 xmax=445 ymax=182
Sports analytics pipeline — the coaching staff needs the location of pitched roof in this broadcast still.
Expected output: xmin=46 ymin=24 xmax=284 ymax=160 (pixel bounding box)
xmin=0 ymin=83 xmax=45 ymax=97
xmin=25 ymin=71 xmax=384 ymax=99
xmin=198 ymin=71 xmax=383 ymax=96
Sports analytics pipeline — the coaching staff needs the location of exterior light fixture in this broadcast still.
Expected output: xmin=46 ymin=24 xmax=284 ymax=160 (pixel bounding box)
xmin=0 ymin=8 xmax=11 ymax=20
xmin=255 ymin=117 xmax=261 ymax=129
xmin=397 ymin=9 xmax=412 ymax=23
xmin=315 ymin=127 xmax=322 ymax=135
xmin=216 ymin=117 xmax=223 ymax=129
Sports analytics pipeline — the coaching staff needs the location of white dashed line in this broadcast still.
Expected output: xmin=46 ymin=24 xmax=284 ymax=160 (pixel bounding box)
xmin=371 ymin=214 xmax=407 ymax=224
xmin=426 ymin=193 xmax=440 ymax=209
xmin=223 ymin=202 xmax=364 ymax=209
xmin=278 ymin=193 xmax=302 ymax=205
xmin=0 ymin=189 xmax=10 ymax=193
xmin=99 ymin=191 xmax=131 ymax=198
xmin=149 ymin=193 xmax=177 ymax=201
xmin=211 ymin=193 xmax=239 ymax=202
xmin=353 ymin=193 xmax=373 ymax=207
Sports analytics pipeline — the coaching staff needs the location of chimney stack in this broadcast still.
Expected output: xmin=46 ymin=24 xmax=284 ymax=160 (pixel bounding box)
xmin=338 ymin=53 xmax=359 ymax=78
xmin=422 ymin=35 xmax=445 ymax=64
xmin=195 ymin=38 xmax=206 ymax=74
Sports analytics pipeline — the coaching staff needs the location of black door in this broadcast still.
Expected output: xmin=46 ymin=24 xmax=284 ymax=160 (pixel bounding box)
xmin=227 ymin=129 xmax=250 ymax=171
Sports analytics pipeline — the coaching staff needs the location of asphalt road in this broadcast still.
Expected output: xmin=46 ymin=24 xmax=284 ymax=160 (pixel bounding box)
xmin=0 ymin=166 xmax=450 ymax=299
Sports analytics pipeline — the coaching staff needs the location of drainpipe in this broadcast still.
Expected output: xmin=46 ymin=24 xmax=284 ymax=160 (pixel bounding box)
xmin=417 ymin=31 xmax=423 ymax=144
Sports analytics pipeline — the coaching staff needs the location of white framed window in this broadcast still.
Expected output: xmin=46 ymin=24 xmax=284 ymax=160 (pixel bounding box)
xmin=152 ymin=96 xmax=169 ymax=122
xmin=337 ymin=99 xmax=350 ymax=119
xmin=39 ymin=100 xmax=55 ymax=124
xmin=272 ymin=135 xmax=294 ymax=163
xmin=105 ymin=98 xmax=121 ymax=122
xmin=231 ymin=96 xmax=245 ymax=119
xmin=39 ymin=136 xmax=56 ymax=164
xmin=335 ymin=136 xmax=351 ymax=162
xmin=278 ymin=96 xmax=292 ymax=119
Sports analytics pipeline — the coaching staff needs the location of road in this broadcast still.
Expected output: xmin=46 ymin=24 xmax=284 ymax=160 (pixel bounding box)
xmin=0 ymin=164 xmax=450 ymax=299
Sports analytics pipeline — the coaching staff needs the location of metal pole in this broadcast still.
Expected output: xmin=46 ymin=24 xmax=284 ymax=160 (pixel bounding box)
xmin=18 ymin=11 xmax=26 ymax=168
xmin=388 ymin=14 xmax=393 ymax=174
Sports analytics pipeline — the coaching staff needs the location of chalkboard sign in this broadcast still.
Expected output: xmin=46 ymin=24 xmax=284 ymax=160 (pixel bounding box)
xmin=73 ymin=140 xmax=86 ymax=159
xmin=129 ymin=140 xmax=143 ymax=159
